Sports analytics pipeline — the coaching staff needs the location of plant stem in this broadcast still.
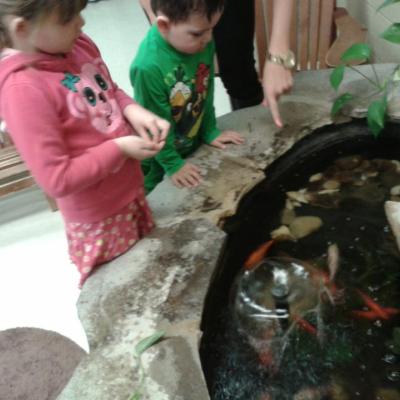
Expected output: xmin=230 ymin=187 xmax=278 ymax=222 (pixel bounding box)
xmin=370 ymin=64 xmax=381 ymax=88
xmin=348 ymin=65 xmax=381 ymax=89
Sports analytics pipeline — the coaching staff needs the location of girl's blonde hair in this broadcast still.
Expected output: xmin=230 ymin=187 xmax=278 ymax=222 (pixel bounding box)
xmin=0 ymin=0 xmax=87 ymax=48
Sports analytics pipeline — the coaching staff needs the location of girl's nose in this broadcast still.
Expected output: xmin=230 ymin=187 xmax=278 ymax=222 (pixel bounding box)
xmin=78 ymin=14 xmax=85 ymax=29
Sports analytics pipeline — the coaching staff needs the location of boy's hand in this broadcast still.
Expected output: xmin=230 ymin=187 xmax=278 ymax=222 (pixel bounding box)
xmin=210 ymin=130 xmax=245 ymax=150
xmin=126 ymin=104 xmax=170 ymax=144
xmin=114 ymin=136 xmax=165 ymax=160
xmin=171 ymin=162 xmax=202 ymax=189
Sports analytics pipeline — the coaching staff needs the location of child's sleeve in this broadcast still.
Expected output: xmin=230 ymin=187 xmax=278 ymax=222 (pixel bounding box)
xmin=199 ymin=51 xmax=221 ymax=144
xmin=130 ymin=65 xmax=185 ymax=176
xmin=1 ymin=82 xmax=125 ymax=198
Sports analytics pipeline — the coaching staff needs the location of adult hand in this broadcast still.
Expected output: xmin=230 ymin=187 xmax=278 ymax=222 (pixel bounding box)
xmin=210 ymin=130 xmax=245 ymax=150
xmin=114 ymin=135 xmax=165 ymax=160
xmin=262 ymin=61 xmax=293 ymax=128
xmin=170 ymin=162 xmax=202 ymax=189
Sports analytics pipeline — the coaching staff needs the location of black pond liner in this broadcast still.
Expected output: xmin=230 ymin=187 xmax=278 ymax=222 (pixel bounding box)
xmin=199 ymin=120 xmax=400 ymax=400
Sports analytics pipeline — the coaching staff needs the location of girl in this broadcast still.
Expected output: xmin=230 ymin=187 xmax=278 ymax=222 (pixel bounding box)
xmin=0 ymin=0 xmax=170 ymax=286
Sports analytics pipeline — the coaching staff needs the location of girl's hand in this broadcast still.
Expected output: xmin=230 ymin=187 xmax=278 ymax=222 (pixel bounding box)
xmin=171 ymin=162 xmax=202 ymax=188
xmin=124 ymin=103 xmax=170 ymax=144
xmin=114 ymin=135 xmax=165 ymax=160
xmin=210 ymin=130 xmax=245 ymax=150
xmin=262 ymin=61 xmax=293 ymax=128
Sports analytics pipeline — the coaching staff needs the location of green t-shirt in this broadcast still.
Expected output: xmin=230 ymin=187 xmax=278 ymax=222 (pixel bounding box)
xmin=130 ymin=25 xmax=220 ymax=176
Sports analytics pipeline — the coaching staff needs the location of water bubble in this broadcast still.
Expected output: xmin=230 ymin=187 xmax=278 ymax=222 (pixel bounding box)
xmin=359 ymin=364 xmax=367 ymax=371
xmin=382 ymin=354 xmax=397 ymax=364
xmin=346 ymin=217 xmax=352 ymax=222
xmin=366 ymin=328 xmax=373 ymax=336
xmin=373 ymin=320 xmax=382 ymax=328
xmin=387 ymin=370 xmax=400 ymax=382
xmin=348 ymin=245 xmax=354 ymax=250
xmin=360 ymin=226 xmax=366 ymax=231
xmin=383 ymin=225 xmax=390 ymax=233
xmin=354 ymin=237 xmax=360 ymax=242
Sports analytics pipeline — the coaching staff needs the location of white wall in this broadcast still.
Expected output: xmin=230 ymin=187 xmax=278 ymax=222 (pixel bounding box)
xmin=338 ymin=0 xmax=400 ymax=62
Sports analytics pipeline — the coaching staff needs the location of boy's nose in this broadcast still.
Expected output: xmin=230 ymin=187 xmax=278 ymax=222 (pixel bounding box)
xmin=203 ymin=30 xmax=212 ymax=44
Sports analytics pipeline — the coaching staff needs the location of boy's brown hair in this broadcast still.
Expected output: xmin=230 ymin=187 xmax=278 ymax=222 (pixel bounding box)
xmin=0 ymin=0 xmax=87 ymax=48
xmin=150 ymin=0 xmax=224 ymax=23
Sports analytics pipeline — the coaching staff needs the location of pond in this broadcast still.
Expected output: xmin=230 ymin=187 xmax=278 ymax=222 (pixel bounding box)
xmin=200 ymin=120 xmax=400 ymax=400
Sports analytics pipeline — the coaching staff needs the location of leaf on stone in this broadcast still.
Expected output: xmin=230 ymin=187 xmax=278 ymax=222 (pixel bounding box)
xmin=392 ymin=66 xmax=400 ymax=81
xmin=128 ymin=391 xmax=142 ymax=400
xmin=378 ymin=0 xmax=400 ymax=12
xmin=367 ymin=96 xmax=387 ymax=137
xmin=134 ymin=330 xmax=165 ymax=357
xmin=381 ymin=23 xmax=400 ymax=43
xmin=330 ymin=65 xmax=345 ymax=90
xmin=331 ymin=93 xmax=354 ymax=115
xmin=340 ymin=43 xmax=371 ymax=63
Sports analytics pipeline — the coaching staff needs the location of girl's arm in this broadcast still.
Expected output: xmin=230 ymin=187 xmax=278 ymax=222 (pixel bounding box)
xmin=262 ymin=0 xmax=294 ymax=128
xmin=1 ymin=83 xmax=128 ymax=198
xmin=123 ymin=102 xmax=169 ymax=144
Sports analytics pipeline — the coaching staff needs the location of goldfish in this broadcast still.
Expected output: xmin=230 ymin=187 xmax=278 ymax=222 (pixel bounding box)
xmin=356 ymin=289 xmax=390 ymax=319
xmin=327 ymin=243 xmax=339 ymax=281
xmin=292 ymin=315 xmax=317 ymax=335
xmin=351 ymin=289 xmax=400 ymax=321
xmin=244 ymin=239 xmax=275 ymax=270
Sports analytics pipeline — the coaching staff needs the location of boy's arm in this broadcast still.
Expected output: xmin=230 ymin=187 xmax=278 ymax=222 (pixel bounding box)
xmin=130 ymin=65 xmax=185 ymax=176
xmin=1 ymin=82 xmax=125 ymax=198
xmin=198 ymin=51 xmax=221 ymax=145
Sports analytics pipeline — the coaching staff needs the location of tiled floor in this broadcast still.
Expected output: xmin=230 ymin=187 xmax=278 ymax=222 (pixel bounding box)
xmin=0 ymin=0 xmax=230 ymax=351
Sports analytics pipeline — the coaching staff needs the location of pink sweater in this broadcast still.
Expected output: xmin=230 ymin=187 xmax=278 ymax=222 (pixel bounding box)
xmin=0 ymin=35 xmax=144 ymax=223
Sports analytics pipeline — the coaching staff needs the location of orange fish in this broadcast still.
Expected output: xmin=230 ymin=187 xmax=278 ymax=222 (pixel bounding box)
xmin=355 ymin=289 xmax=390 ymax=320
xmin=244 ymin=239 xmax=274 ymax=270
xmin=292 ymin=315 xmax=317 ymax=335
xmin=259 ymin=349 xmax=274 ymax=367
xmin=351 ymin=292 xmax=400 ymax=321
xmin=351 ymin=310 xmax=381 ymax=320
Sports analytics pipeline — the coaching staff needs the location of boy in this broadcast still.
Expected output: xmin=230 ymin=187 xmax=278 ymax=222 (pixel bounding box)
xmin=130 ymin=0 xmax=244 ymax=193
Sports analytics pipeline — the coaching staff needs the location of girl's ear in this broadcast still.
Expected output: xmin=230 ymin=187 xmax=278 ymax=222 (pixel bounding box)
xmin=8 ymin=16 xmax=30 ymax=39
xmin=156 ymin=15 xmax=171 ymax=35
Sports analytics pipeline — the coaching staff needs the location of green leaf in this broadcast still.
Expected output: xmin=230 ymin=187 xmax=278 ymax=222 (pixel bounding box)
xmin=331 ymin=93 xmax=354 ymax=115
xmin=340 ymin=43 xmax=371 ymax=63
xmin=330 ymin=65 xmax=345 ymax=90
xmin=367 ymin=96 xmax=387 ymax=137
xmin=392 ymin=66 xmax=400 ymax=81
xmin=134 ymin=330 xmax=165 ymax=356
xmin=381 ymin=23 xmax=400 ymax=43
xmin=128 ymin=391 xmax=141 ymax=400
xmin=377 ymin=0 xmax=400 ymax=12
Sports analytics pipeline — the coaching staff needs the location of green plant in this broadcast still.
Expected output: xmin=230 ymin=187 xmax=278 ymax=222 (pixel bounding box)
xmin=330 ymin=0 xmax=400 ymax=137
xmin=128 ymin=330 xmax=165 ymax=400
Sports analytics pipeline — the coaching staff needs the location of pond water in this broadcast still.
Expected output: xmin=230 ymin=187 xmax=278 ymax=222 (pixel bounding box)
xmin=200 ymin=121 xmax=400 ymax=400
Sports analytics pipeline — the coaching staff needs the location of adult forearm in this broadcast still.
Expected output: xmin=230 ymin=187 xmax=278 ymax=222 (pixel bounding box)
xmin=139 ymin=0 xmax=156 ymax=23
xmin=269 ymin=0 xmax=294 ymax=54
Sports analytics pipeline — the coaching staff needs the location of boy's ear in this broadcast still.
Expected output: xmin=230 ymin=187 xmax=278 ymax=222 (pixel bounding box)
xmin=156 ymin=15 xmax=171 ymax=34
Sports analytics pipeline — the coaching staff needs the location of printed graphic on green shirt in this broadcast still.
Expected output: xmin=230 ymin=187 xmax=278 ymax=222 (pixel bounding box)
xmin=166 ymin=63 xmax=210 ymax=152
